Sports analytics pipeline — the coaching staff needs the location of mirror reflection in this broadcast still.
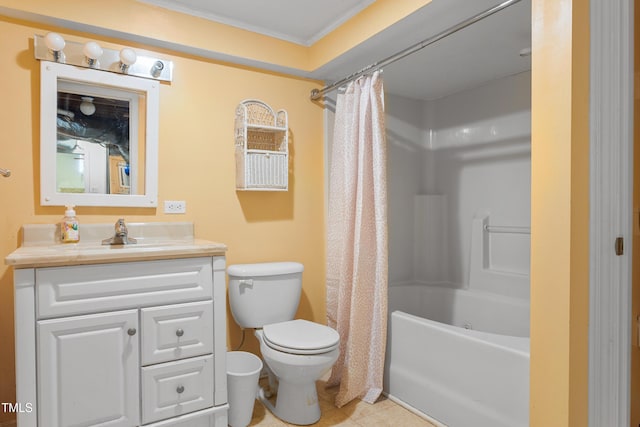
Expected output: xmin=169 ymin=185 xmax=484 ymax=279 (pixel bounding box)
xmin=56 ymin=83 xmax=137 ymax=195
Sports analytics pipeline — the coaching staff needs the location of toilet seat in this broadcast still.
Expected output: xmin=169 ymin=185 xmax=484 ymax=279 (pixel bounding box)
xmin=263 ymin=319 xmax=340 ymax=355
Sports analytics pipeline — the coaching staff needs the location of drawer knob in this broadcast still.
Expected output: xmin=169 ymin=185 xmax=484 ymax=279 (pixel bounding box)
xmin=127 ymin=328 xmax=137 ymax=336
xmin=176 ymin=385 xmax=185 ymax=394
xmin=176 ymin=328 xmax=184 ymax=337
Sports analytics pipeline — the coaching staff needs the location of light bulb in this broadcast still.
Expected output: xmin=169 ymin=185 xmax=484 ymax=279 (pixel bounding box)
xmin=83 ymin=41 xmax=103 ymax=67
xmin=44 ymin=32 xmax=65 ymax=62
xmin=79 ymin=97 xmax=96 ymax=116
xmin=119 ymin=48 xmax=137 ymax=66
xmin=119 ymin=48 xmax=137 ymax=72
xmin=44 ymin=32 xmax=65 ymax=51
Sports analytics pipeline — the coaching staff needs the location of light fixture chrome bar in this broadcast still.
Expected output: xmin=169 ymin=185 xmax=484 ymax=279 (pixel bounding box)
xmin=0 ymin=167 xmax=11 ymax=177
xmin=310 ymin=0 xmax=524 ymax=100
xmin=34 ymin=34 xmax=173 ymax=82
xmin=484 ymin=224 xmax=530 ymax=235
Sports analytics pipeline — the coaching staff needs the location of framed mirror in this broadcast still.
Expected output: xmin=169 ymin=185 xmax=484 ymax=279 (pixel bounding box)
xmin=40 ymin=61 xmax=159 ymax=207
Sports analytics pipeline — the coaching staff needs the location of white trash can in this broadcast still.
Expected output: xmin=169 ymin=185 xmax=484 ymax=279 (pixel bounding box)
xmin=227 ymin=351 xmax=263 ymax=427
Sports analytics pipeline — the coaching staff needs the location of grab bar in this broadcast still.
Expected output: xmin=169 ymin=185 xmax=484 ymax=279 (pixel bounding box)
xmin=484 ymin=224 xmax=530 ymax=234
xmin=0 ymin=167 xmax=10 ymax=177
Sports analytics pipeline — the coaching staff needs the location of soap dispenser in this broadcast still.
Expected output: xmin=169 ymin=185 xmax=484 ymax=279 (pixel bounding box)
xmin=61 ymin=205 xmax=80 ymax=243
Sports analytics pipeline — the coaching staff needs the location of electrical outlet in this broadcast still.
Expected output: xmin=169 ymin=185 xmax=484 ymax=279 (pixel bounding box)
xmin=164 ymin=200 xmax=186 ymax=214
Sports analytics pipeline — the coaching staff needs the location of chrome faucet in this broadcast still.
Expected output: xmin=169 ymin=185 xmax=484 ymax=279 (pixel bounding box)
xmin=102 ymin=218 xmax=137 ymax=245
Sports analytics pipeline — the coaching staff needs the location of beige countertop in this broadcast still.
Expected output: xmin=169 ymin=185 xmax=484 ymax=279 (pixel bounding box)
xmin=5 ymin=222 xmax=227 ymax=268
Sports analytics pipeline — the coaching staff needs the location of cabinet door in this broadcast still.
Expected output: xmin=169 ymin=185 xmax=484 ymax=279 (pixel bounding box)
xmin=38 ymin=310 xmax=139 ymax=427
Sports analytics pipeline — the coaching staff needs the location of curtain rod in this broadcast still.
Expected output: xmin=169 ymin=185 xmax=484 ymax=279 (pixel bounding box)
xmin=309 ymin=0 xmax=524 ymax=100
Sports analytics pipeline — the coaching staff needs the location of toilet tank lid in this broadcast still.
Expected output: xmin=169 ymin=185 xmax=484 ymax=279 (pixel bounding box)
xmin=227 ymin=262 xmax=304 ymax=277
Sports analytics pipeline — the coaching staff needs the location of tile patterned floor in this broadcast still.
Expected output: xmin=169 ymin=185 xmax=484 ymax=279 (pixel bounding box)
xmin=248 ymin=379 xmax=438 ymax=427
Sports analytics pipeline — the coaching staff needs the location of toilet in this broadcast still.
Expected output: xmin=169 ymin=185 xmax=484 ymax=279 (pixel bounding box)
xmin=227 ymin=262 xmax=340 ymax=425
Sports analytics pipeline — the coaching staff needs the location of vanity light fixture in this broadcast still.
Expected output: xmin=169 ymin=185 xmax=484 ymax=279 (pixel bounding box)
xmin=119 ymin=48 xmax=137 ymax=73
xmin=44 ymin=32 xmax=65 ymax=63
xmin=34 ymin=34 xmax=173 ymax=82
xmin=79 ymin=96 xmax=96 ymax=116
xmin=83 ymin=41 xmax=103 ymax=68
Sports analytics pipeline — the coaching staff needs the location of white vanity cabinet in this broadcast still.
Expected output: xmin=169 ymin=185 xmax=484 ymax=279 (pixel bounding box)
xmin=8 ymin=226 xmax=228 ymax=427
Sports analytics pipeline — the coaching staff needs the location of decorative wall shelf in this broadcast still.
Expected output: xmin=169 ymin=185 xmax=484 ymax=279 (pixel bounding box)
xmin=234 ymin=99 xmax=288 ymax=191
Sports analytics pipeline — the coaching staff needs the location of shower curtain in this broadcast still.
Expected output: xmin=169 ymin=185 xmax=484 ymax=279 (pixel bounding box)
xmin=326 ymin=71 xmax=388 ymax=407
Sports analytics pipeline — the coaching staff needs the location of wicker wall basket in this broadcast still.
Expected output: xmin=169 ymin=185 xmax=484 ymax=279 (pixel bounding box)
xmin=234 ymin=99 xmax=288 ymax=191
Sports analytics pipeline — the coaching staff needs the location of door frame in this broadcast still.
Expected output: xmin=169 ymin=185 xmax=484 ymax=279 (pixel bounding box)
xmin=588 ymin=0 xmax=634 ymax=425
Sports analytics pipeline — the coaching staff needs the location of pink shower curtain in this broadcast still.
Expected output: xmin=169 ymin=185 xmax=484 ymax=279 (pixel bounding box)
xmin=326 ymin=71 xmax=388 ymax=407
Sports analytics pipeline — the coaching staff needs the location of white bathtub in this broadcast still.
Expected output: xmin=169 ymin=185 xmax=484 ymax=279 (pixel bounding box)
xmin=384 ymin=283 xmax=530 ymax=427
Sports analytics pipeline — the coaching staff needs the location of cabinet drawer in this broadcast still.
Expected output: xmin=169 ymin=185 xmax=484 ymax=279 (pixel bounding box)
xmin=37 ymin=257 xmax=213 ymax=319
xmin=141 ymin=301 xmax=214 ymax=366
xmin=142 ymin=355 xmax=214 ymax=424
xmin=143 ymin=406 xmax=227 ymax=427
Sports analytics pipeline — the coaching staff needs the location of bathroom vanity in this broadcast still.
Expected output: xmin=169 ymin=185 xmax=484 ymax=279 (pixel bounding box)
xmin=5 ymin=222 xmax=228 ymax=427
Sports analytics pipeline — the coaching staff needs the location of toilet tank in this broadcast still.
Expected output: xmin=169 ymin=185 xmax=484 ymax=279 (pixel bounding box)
xmin=227 ymin=262 xmax=303 ymax=328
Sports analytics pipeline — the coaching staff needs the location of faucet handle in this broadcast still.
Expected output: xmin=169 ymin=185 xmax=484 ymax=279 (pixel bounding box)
xmin=115 ymin=218 xmax=127 ymax=236
xmin=102 ymin=218 xmax=136 ymax=245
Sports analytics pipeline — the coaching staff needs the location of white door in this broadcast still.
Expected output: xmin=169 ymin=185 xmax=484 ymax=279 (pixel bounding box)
xmin=37 ymin=309 xmax=139 ymax=427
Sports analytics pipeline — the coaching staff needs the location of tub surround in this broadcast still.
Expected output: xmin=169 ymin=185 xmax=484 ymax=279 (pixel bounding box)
xmin=386 ymin=72 xmax=531 ymax=290
xmin=5 ymin=222 xmax=226 ymax=268
xmin=6 ymin=222 xmax=229 ymax=427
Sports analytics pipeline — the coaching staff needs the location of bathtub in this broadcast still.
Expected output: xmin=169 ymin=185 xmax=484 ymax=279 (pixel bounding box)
xmin=384 ymin=283 xmax=530 ymax=427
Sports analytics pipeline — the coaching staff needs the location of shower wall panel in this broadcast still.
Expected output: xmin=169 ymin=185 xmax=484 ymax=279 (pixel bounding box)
xmin=387 ymin=71 xmax=531 ymax=289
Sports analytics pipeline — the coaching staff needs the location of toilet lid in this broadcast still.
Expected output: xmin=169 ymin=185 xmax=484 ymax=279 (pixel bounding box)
xmin=263 ymin=319 xmax=340 ymax=355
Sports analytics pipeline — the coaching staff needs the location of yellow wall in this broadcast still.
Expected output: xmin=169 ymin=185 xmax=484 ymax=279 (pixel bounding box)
xmin=530 ymin=0 xmax=590 ymax=425
xmin=0 ymin=17 xmax=325 ymax=422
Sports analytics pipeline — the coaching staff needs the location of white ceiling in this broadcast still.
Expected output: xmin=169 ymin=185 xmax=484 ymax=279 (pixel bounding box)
xmin=137 ymin=0 xmax=376 ymax=46
xmin=312 ymin=0 xmax=531 ymax=100
xmin=137 ymin=0 xmax=531 ymax=101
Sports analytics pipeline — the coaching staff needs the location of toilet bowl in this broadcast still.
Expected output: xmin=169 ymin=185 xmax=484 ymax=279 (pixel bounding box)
xmin=227 ymin=262 xmax=340 ymax=425
xmin=256 ymin=320 xmax=339 ymax=424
